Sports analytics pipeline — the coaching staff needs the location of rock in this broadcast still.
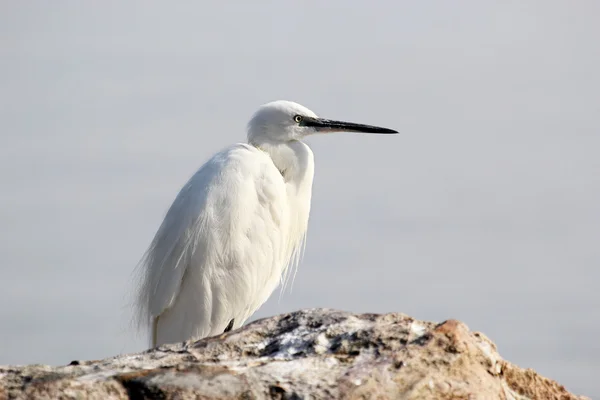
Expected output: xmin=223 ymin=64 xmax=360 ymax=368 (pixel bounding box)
xmin=0 ymin=309 xmax=589 ymax=399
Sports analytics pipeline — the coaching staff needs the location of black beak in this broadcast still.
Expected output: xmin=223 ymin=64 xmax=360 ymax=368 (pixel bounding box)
xmin=302 ymin=117 xmax=398 ymax=134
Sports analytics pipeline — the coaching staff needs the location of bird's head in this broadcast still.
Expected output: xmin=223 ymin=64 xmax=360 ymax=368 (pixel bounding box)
xmin=247 ymin=100 xmax=397 ymax=145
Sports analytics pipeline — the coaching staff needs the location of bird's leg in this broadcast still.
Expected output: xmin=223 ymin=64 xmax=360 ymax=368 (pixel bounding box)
xmin=152 ymin=316 xmax=159 ymax=347
xmin=224 ymin=318 xmax=235 ymax=333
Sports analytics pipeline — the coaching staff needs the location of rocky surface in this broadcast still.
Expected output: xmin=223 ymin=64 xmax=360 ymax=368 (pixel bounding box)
xmin=0 ymin=309 xmax=589 ymax=400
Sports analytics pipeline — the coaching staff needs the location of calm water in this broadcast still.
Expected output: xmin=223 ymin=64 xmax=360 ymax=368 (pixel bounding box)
xmin=1 ymin=2 xmax=598 ymax=397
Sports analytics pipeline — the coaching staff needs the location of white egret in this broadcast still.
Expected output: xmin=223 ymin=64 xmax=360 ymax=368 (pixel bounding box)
xmin=134 ymin=100 xmax=398 ymax=347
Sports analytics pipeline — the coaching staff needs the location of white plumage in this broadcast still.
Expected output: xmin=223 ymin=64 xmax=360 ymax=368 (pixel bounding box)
xmin=134 ymin=100 xmax=397 ymax=347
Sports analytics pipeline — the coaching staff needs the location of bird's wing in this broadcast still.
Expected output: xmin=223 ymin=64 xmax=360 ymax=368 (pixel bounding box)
xmin=134 ymin=144 xmax=289 ymax=341
xmin=133 ymin=155 xmax=216 ymax=330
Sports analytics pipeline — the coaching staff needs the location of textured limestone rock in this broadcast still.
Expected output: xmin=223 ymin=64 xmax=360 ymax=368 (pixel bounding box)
xmin=0 ymin=309 xmax=589 ymax=399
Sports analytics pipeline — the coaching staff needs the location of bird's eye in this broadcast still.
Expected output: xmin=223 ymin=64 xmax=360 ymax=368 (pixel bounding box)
xmin=294 ymin=115 xmax=303 ymax=123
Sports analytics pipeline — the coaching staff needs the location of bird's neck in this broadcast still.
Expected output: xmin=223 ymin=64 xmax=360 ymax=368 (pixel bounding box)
xmin=254 ymin=140 xmax=314 ymax=189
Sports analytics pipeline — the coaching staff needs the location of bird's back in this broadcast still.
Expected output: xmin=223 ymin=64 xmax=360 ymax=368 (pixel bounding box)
xmin=135 ymin=143 xmax=310 ymax=345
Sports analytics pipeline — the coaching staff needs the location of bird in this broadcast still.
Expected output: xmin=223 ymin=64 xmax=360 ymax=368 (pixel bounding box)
xmin=134 ymin=100 xmax=398 ymax=347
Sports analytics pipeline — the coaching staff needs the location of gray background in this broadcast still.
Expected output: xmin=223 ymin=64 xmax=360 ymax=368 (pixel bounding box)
xmin=1 ymin=1 xmax=598 ymax=397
